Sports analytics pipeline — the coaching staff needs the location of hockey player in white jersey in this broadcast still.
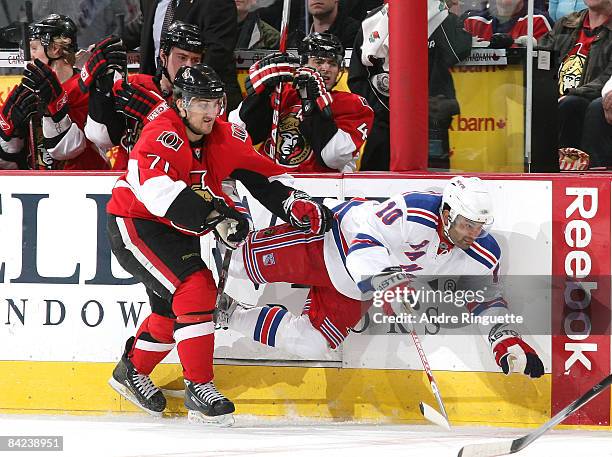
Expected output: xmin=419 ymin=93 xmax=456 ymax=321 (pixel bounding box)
xmin=218 ymin=176 xmax=544 ymax=378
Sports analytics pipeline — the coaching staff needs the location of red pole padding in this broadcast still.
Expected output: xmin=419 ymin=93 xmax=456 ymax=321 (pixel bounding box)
xmin=389 ymin=0 xmax=428 ymax=171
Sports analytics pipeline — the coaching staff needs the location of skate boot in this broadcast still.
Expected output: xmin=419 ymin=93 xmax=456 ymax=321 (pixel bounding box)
xmin=184 ymin=379 xmax=235 ymax=426
xmin=108 ymin=337 xmax=167 ymax=417
xmin=214 ymin=293 xmax=254 ymax=330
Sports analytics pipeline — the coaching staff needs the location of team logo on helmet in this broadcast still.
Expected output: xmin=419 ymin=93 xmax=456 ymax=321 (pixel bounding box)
xmin=267 ymin=106 xmax=311 ymax=167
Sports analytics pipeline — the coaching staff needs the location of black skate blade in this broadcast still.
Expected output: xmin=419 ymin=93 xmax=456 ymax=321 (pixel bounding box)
xmin=108 ymin=377 xmax=164 ymax=418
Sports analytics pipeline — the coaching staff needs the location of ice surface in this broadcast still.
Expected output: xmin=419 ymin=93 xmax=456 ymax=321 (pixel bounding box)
xmin=1 ymin=414 xmax=611 ymax=457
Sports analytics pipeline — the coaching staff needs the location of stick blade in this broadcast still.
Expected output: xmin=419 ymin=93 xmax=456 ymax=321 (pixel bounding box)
xmin=419 ymin=402 xmax=451 ymax=431
xmin=457 ymin=441 xmax=514 ymax=457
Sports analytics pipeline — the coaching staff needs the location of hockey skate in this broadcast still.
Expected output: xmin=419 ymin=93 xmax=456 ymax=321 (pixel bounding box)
xmin=214 ymin=292 xmax=254 ymax=330
xmin=108 ymin=337 xmax=167 ymax=417
xmin=184 ymin=379 xmax=235 ymax=426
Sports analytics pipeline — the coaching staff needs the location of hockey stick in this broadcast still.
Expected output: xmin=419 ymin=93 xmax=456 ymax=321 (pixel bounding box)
xmin=215 ymin=248 xmax=233 ymax=310
xmin=457 ymin=372 xmax=612 ymax=457
xmin=407 ymin=316 xmax=451 ymax=430
xmin=267 ymin=0 xmax=291 ymax=159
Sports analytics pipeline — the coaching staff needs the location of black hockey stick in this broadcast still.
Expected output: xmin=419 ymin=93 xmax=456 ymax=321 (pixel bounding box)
xmin=215 ymin=248 xmax=233 ymax=309
xmin=458 ymin=372 xmax=612 ymax=457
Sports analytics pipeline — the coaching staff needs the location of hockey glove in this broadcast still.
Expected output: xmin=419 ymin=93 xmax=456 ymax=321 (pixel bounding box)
xmin=282 ymin=190 xmax=334 ymax=235
xmin=490 ymin=327 xmax=544 ymax=378
xmin=22 ymin=59 xmax=68 ymax=120
xmin=245 ymin=52 xmax=300 ymax=96
xmin=0 ymin=84 xmax=37 ymax=140
xmin=293 ymin=66 xmax=333 ymax=119
xmin=115 ymin=81 xmax=169 ymax=125
xmin=206 ymin=198 xmax=250 ymax=250
xmin=79 ymin=36 xmax=127 ymax=93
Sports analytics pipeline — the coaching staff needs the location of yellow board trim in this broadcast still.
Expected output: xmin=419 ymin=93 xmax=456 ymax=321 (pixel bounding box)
xmin=0 ymin=360 xmax=578 ymax=428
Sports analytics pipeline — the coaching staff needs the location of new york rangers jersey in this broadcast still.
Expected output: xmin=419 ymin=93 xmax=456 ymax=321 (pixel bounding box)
xmin=322 ymin=192 xmax=503 ymax=305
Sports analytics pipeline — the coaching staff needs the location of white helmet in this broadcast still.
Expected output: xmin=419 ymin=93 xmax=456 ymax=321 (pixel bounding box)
xmin=441 ymin=176 xmax=494 ymax=237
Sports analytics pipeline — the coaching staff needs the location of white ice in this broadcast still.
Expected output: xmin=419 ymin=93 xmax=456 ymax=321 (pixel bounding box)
xmin=1 ymin=414 xmax=611 ymax=457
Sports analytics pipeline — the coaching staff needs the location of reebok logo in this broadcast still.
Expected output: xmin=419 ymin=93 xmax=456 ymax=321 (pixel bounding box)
xmin=147 ymin=102 xmax=169 ymax=122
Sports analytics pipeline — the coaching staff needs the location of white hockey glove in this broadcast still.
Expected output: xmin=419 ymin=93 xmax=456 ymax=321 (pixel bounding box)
xmin=361 ymin=267 xmax=416 ymax=317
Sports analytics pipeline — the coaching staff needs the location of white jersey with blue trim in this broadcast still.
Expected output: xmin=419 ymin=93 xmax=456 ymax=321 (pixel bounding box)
xmin=322 ymin=192 xmax=503 ymax=302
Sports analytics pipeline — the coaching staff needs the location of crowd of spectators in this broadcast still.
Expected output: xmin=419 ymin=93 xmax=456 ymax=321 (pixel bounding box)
xmin=0 ymin=0 xmax=610 ymax=172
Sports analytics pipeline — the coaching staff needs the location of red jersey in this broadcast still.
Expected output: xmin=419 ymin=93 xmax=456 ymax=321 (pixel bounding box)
xmin=259 ymin=86 xmax=373 ymax=173
xmin=42 ymin=73 xmax=109 ymax=170
xmin=463 ymin=10 xmax=552 ymax=41
xmin=108 ymin=74 xmax=168 ymax=170
xmin=107 ymin=107 xmax=291 ymax=235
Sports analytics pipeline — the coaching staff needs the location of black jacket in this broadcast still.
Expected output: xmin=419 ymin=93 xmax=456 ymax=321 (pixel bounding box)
xmin=539 ymin=9 xmax=612 ymax=100
xmin=123 ymin=0 xmax=242 ymax=110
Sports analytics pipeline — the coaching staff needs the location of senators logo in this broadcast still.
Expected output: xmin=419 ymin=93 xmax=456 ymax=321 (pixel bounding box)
xmin=190 ymin=170 xmax=215 ymax=202
xmin=267 ymin=106 xmax=311 ymax=167
xmin=157 ymin=131 xmax=184 ymax=151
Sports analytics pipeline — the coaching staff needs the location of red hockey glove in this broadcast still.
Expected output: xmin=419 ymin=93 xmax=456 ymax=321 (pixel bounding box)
xmin=115 ymin=81 xmax=169 ymax=125
xmin=293 ymin=66 xmax=333 ymax=118
xmin=492 ymin=334 xmax=544 ymax=378
xmin=282 ymin=190 xmax=334 ymax=235
xmin=245 ymin=52 xmax=300 ymax=96
xmin=0 ymin=84 xmax=37 ymax=140
xmin=79 ymin=36 xmax=127 ymax=93
xmin=22 ymin=59 xmax=67 ymax=119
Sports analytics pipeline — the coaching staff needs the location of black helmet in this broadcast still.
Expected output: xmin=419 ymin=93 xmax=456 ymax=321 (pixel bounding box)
xmin=298 ymin=32 xmax=344 ymax=67
xmin=161 ymin=21 xmax=204 ymax=55
xmin=173 ymin=64 xmax=225 ymax=99
xmin=29 ymin=14 xmax=78 ymax=53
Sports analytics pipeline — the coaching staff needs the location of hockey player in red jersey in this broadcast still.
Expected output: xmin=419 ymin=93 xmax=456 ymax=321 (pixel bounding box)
xmin=0 ymin=14 xmax=110 ymax=170
xmin=229 ymin=32 xmax=373 ymax=172
xmin=83 ymin=21 xmax=204 ymax=170
xmin=217 ymin=177 xmax=544 ymax=380
xmin=107 ymin=63 xmax=334 ymax=424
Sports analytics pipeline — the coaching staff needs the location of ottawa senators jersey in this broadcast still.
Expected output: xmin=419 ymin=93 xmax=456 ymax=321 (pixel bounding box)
xmin=231 ymin=85 xmax=373 ymax=173
xmin=36 ymin=73 xmax=109 ymax=170
xmin=107 ymin=107 xmax=294 ymax=236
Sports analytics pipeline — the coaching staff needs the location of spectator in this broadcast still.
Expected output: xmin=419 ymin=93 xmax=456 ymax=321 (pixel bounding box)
xmin=348 ymin=1 xmax=470 ymax=171
xmin=339 ymin=0 xmax=384 ymax=23
xmin=574 ymin=76 xmax=612 ymax=167
xmin=229 ymin=32 xmax=373 ymax=172
xmin=289 ymin=0 xmax=361 ymax=49
xmin=121 ymin=0 xmax=242 ymax=111
xmin=463 ymin=0 xmax=553 ymax=42
xmin=540 ymin=0 xmax=612 ymax=169
xmin=549 ymin=0 xmax=588 ymax=22
xmin=235 ymin=0 xmax=280 ymax=49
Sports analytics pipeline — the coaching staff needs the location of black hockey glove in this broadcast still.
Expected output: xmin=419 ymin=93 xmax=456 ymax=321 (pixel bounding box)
xmin=0 ymin=84 xmax=37 ymax=140
xmin=79 ymin=36 xmax=127 ymax=93
xmin=293 ymin=66 xmax=333 ymax=119
xmin=488 ymin=33 xmax=514 ymax=49
xmin=22 ymin=59 xmax=67 ymax=120
xmin=115 ymin=81 xmax=169 ymax=125
xmin=206 ymin=198 xmax=250 ymax=249
xmin=245 ymin=52 xmax=300 ymax=96
xmin=282 ymin=190 xmax=334 ymax=235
